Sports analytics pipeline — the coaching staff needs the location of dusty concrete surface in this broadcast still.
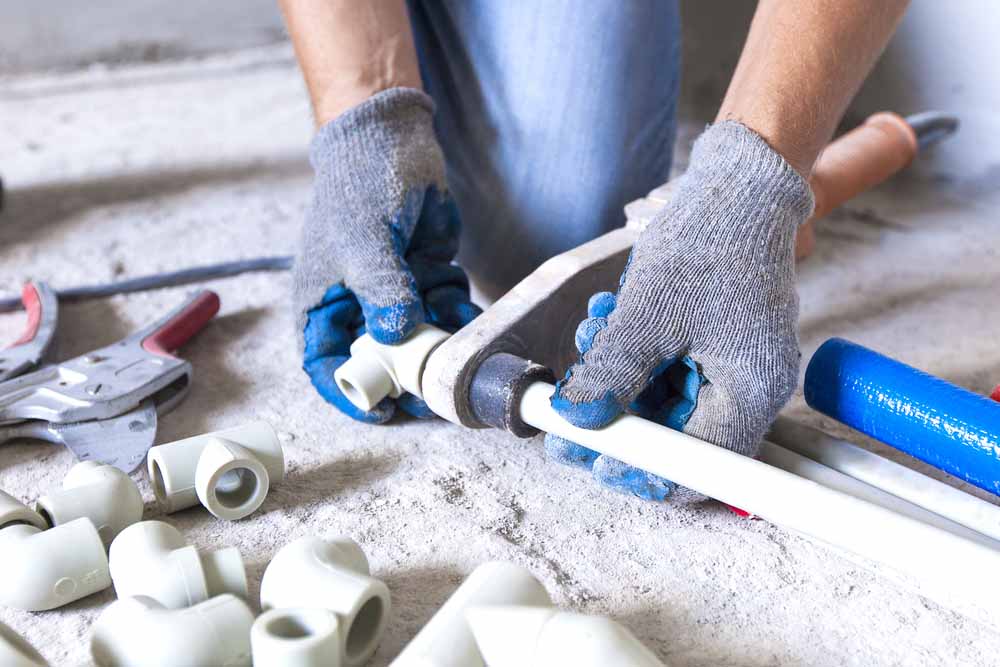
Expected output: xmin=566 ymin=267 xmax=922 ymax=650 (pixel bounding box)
xmin=2 ymin=32 xmax=1000 ymax=667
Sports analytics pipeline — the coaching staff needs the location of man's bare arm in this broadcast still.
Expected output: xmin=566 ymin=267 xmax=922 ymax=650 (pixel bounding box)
xmin=278 ymin=0 xmax=422 ymax=126
xmin=718 ymin=0 xmax=909 ymax=177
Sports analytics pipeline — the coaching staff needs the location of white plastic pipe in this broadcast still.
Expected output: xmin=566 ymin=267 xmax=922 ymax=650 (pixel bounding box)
xmin=769 ymin=416 xmax=1000 ymax=543
xmin=391 ymin=561 xmax=552 ymax=667
xmin=34 ymin=461 xmax=143 ymax=546
xmin=466 ymin=606 xmax=665 ymax=667
xmin=260 ymin=535 xmax=390 ymax=667
xmin=90 ymin=594 xmax=254 ymax=667
xmin=147 ymin=422 xmax=284 ymax=521
xmin=519 ymin=382 xmax=1000 ymax=627
xmin=0 ymin=621 xmax=48 ymax=667
xmin=251 ymin=607 xmax=342 ymax=667
xmin=759 ymin=441 xmax=999 ymax=548
xmin=108 ymin=520 xmax=247 ymax=609
xmin=334 ymin=325 xmax=450 ymax=411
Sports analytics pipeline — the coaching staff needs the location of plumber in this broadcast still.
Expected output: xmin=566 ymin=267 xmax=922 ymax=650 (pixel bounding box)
xmin=284 ymin=0 xmax=909 ymax=501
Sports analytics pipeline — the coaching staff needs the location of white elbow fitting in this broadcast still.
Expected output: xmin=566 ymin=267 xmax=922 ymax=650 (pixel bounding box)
xmin=260 ymin=536 xmax=390 ymax=667
xmin=251 ymin=607 xmax=342 ymax=667
xmin=0 ymin=620 xmax=48 ymax=666
xmin=392 ymin=561 xmax=552 ymax=667
xmin=34 ymin=461 xmax=143 ymax=545
xmin=147 ymin=422 xmax=283 ymax=520
xmin=0 ymin=490 xmax=111 ymax=611
xmin=466 ymin=606 xmax=666 ymax=667
xmin=334 ymin=324 xmax=449 ymax=411
xmin=108 ymin=520 xmax=247 ymax=609
xmin=90 ymin=594 xmax=254 ymax=667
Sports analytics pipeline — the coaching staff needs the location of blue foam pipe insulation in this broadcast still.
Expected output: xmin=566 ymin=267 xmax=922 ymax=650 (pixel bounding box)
xmin=804 ymin=338 xmax=1000 ymax=496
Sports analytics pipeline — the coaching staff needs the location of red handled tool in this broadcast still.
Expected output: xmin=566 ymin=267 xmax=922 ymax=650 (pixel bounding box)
xmin=0 ymin=282 xmax=58 ymax=382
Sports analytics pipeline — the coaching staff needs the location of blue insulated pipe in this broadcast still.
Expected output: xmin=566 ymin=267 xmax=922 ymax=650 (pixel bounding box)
xmin=805 ymin=338 xmax=1000 ymax=496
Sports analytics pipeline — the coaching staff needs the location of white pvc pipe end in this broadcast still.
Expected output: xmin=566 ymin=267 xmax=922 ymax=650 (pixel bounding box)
xmin=0 ymin=490 xmax=47 ymax=531
xmin=34 ymin=461 xmax=143 ymax=545
xmin=251 ymin=607 xmax=342 ymax=667
xmin=335 ymin=351 xmax=396 ymax=411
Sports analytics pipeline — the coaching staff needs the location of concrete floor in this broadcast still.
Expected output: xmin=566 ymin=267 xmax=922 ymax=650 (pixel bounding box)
xmin=2 ymin=16 xmax=1000 ymax=666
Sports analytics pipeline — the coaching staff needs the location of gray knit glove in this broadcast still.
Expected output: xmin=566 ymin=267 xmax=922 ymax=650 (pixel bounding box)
xmin=548 ymin=121 xmax=814 ymax=502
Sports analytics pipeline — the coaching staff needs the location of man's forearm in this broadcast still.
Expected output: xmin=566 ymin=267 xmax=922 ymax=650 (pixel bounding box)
xmin=278 ymin=0 xmax=422 ymax=126
xmin=717 ymin=0 xmax=909 ymax=176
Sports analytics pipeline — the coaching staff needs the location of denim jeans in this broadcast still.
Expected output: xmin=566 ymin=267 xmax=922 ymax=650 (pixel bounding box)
xmin=407 ymin=0 xmax=682 ymax=301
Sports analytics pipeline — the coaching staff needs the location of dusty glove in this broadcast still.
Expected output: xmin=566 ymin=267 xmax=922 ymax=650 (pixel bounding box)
xmin=293 ymin=88 xmax=480 ymax=423
xmin=547 ymin=121 xmax=814 ymax=501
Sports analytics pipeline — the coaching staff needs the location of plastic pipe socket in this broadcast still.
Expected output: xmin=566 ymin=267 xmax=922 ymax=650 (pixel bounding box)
xmin=259 ymin=535 xmax=390 ymax=667
xmin=147 ymin=422 xmax=284 ymax=520
xmin=466 ymin=606 xmax=666 ymax=667
xmin=334 ymin=325 xmax=450 ymax=411
xmin=108 ymin=520 xmax=248 ymax=609
xmin=391 ymin=561 xmax=552 ymax=667
xmin=251 ymin=607 xmax=342 ymax=667
xmin=0 ymin=621 xmax=48 ymax=667
xmin=35 ymin=461 xmax=143 ymax=546
xmin=0 ymin=489 xmax=111 ymax=611
xmin=91 ymin=594 xmax=254 ymax=667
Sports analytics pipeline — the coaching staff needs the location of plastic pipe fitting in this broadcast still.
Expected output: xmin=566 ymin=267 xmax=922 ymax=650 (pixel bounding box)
xmin=34 ymin=461 xmax=143 ymax=546
xmin=108 ymin=520 xmax=247 ymax=609
xmin=0 ymin=489 xmax=111 ymax=611
xmin=147 ymin=422 xmax=284 ymax=521
xmin=251 ymin=607 xmax=342 ymax=667
xmin=0 ymin=620 xmax=48 ymax=666
xmin=805 ymin=338 xmax=1000 ymax=496
xmin=392 ymin=561 xmax=552 ymax=667
xmin=334 ymin=324 xmax=450 ymax=411
xmin=90 ymin=594 xmax=254 ymax=667
xmin=259 ymin=535 xmax=390 ymax=667
xmin=466 ymin=606 xmax=666 ymax=667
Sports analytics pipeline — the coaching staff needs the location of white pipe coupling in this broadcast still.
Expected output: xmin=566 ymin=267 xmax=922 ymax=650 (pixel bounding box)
xmin=392 ymin=561 xmax=552 ymax=667
xmin=466 ymin=606 xmax=666 ymax=667
xmin=35 ymin=461 xmax=143 ymax=545
xmin=334 ymin=324 xmax=450 ymax=411
xmin=91 ymin=594 xmax=254 ymax=667
xmin=260 ymin=536 xmax=390 ymax=667
xmin=0 ymin=490 xmax=111 ymax=611
xmin=108 ymin=520 xmax=247 ymax=609
xmin=0 ymin=620 xmax=48 ymax=666
xmin=147 ymin=422 xmax=284 ymax=521
xmin=251 ymin=607 xmax=342 ymax=667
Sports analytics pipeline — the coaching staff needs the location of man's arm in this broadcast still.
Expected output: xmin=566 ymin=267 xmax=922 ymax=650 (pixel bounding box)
xmin=718 ymin=0 xmax=910 ymax=177
xmin=278 ymin=0 xmax=422 ymax=125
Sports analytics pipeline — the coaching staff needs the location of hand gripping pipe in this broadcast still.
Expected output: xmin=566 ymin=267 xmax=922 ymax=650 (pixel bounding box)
xmin=0 ymin=621 xmax=48 ymax=667
xmin=90 ymin=594 xmax=254 ymax=667
xmin=108 ymin=520 xmax=248 ymax=609
xmin=0 ymin=489 xmax=111 ymax=611
xmin=804 ymin=338 xmax=1000 ymax=496
xmin=34 ymin=461 xmax=143 ymax=546
xmin=251 ymin=607 xmax=342 ymax=667
xmin=466 ymin=606 xmax=665 ymax=667
xmin=391 ymin=561 xmax=552 ymax=667
xmin=337 ymin=326 xmax=1000 ymax=628
xmin=259 ymin=535 xmax=391 ymax=667
xmin=147 ymin=422 xmax=284 ymax=521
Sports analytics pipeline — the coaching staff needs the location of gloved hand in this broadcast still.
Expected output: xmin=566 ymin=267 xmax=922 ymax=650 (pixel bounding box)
xmin=293 ymin=88 xmax=481 ymax=423
xmin=546 ymin=121 xmax=814 ymax=501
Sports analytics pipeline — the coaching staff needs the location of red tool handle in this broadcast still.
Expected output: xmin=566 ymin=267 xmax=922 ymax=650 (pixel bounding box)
xmin=141 ymin=290 xmax=220 ymax=357
xmin=10 ymin=283 xmax=44 ymax=347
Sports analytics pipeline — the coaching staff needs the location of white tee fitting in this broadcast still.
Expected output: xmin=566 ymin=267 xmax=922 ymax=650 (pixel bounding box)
xmin=108 ymin=520 xmax=248 ymax=609
xmin=34 ymin=461 xmax=143 ymax=546
xmin=334 ymin=324 xmax=450 ymax=411
xmin=147 ymin=422 xmax=284 ymax=521
xmin=260 ymin=535 xmax=390 ymax=667
xmin=0 ymin=490 xmax=111 ymax=611
xmin=90 ymin=594 xmax=254 ymax=667
xmin=251 ymin=607 xmax=342 ymax=667
xmin=0 ymin=620 xmax=48 ymax=666
xmin=466 ymin=606 xmax=666 ymax=667
xmin=392 ymin=561 xmax=552 ymax=667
